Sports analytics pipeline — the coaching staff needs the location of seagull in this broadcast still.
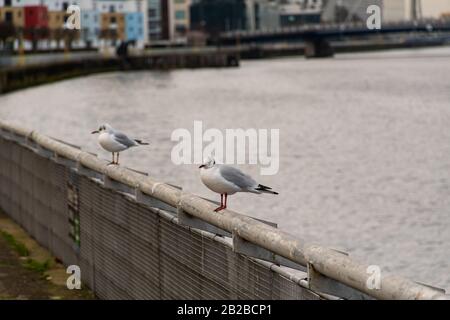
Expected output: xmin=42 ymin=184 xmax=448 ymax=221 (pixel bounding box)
xmin=91 ymin=124 xmax=149 ymax=165
xmin=199 ymin=157 xmax=278 ymax=212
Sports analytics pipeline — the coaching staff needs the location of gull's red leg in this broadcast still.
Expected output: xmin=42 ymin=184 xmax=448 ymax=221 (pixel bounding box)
xmin=214 ymin=194 xmax=224 ymax=212
xmin=223 ymin=193 xmax=228 ymax=209
xmin=108 ymin=153 xmax=115 ymax=165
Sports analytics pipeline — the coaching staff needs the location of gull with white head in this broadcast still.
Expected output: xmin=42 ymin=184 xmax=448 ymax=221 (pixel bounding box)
xmin=91 ymin=123 xmax=149 ymax=165
xmin=199 ymin=157 xmax=278 ymax=212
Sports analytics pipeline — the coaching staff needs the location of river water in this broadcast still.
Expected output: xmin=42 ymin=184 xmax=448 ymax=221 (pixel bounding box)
xmin=1 ymin=47 xmax=449 ymax=292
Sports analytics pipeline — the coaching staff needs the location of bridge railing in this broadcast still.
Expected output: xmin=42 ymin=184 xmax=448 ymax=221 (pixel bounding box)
xmin=220 ymin=17 xmax=450 ymax=39
xmin=0 ymin=120 xmax=448 ymax=300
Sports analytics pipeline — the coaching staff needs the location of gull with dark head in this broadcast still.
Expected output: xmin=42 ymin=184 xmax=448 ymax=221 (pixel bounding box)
xmin=91 ymin=124 xmax=149 ymax=165
xmin=199 ymin=157 xmax=278 ymax=212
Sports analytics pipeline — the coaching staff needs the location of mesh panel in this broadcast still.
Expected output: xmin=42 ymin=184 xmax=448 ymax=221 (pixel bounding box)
xmin=0 ymin=136 xmax=320 ymax=300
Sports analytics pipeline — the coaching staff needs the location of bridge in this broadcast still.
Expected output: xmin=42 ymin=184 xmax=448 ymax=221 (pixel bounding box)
xmin=218 ymin=18 xmax=450 ymax=57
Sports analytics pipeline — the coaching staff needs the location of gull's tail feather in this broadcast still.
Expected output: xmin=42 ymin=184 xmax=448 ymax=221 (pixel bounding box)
xmin=255 ymin=184 xmax=279 ymax=195
xmin=134 ymin=139 xmax=149 ymax=145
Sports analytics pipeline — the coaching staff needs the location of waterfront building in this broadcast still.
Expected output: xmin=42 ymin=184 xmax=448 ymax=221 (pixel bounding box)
xmin=125 ymin=11 xmax=144 ymax=41
xmin=383 ymin=0 xmax=411 ymax=21
xmin=191 ymin=0 xmax=323 ymax=36
xmin=80 ymin=9 xmax=100 ymax=47
xmin=322 ymin=0 xmax=383 ymax=23
xmin=97 ymin=0 xmax=146 ymax=47
xmin=278 ymin=0 xmax=322 ymax=27
xmin=0 ymin=5 xmax=24 ymax=28
xmin=170 ymin=0 xmax=191 ymax=42
xmin=246 ymin=0 xmax=279 ymax=31
xmin=147 ymin=0 xmax=162 ymax=40
xmin=190 ymin=0 xmax=247 ymax=34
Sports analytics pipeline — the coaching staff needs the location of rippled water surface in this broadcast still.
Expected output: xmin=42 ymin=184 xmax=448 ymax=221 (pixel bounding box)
xmin=1 ymin=47 xmax=450 ymax=291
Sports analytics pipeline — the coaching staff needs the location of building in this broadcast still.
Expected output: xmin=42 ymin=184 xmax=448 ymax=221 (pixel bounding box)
xmin=100 ymin=12 xmax=125 ymax=44
xmin=322 ymin=0 xmax=383 ymax=23
xmin=170 ymin=0 xmax=191 ymax=41
xmin=80 ymin=9 xmax=100 ymax=47
xmin=24 ymin=5 xmax=48 ymax=29
xmin=125 ymin=11 xmax=144 ymax=41
xmin=278 ymin=0 xmax=322 ymax=27
xmin=191 ymin=0 xmax=323 ymax=36
xmin=190 ymin=0 xmax=247 ymax=35
xmin=383 ymin=0 xmax=409 ymax=21
xmin=0 ymin=0 xmax=148 ymax=50
xmin=0 ymin=6 xmax=25 ymax=29
xmin=246 ymin=0 xmax=279 ymax=31
xmin=97 ymin=0 xmax=147 ymax=47
xmin=147 ymin=0 xmax=162 ymax=40
xmin=322 ymin=0 xmax=448 ymax=23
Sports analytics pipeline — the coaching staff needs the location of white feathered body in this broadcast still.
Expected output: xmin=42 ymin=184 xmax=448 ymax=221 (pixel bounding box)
xmin=200 ymin=165 xmax=242 ymax=195
xmin=98 ymin=132 xmax=137 ymax=153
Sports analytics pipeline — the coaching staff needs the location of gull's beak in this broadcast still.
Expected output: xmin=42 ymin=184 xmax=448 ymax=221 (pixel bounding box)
xmin=199 ymin=164 xmax=205 ymax=169
xmin=91 ymin=130 xmax=99 ymax=134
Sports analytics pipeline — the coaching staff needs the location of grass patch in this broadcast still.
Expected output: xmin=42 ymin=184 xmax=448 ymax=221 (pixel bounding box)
xmin=24 ymin=259 xmax=51 ymax=273
xmin=0 ymin=231 xmax=29 ymax=257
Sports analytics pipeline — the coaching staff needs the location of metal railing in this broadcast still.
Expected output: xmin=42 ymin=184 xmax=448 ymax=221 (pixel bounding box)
xmin=0 ymin=120 xmax=448 ymax=300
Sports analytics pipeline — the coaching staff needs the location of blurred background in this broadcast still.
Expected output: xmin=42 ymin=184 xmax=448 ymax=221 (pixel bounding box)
xmin=0 ymin=0 xmax=450 ymax=293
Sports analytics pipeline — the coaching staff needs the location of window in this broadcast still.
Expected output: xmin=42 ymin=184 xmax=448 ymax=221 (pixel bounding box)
xmin=5 ymin=0 xmax=12 ymax=7
xmin=110 ymin=17 xmax=116 ymax=23
xmin=175 ymin=10 xmax=185 ymax=20
xmin=175 ymin=24 xmax=186 ymax=33
xmin=109 ymin=5 xmax=115 ymax=13
xmin=5 ymin=12 xmax=13 ymax=22
xmin=63 ymin=2 xmax=68 ymax=11
xmin=149 ymin=21 xmax=159 ymax=29
xmin=148 ymin=9 xmax=156 ymax=17
xmin=174 ymin=0 xmax=185 ymax=3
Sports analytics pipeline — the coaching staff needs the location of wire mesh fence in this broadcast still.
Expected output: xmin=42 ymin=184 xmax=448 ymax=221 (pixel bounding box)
xmin=0 ymin=132 xmax=320 ymax=300
xmin=1 ymin=122 xmax=448 ymax=300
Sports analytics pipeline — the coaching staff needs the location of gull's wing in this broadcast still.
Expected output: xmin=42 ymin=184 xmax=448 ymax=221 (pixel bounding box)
xmin=113 ymin=131 xmax=137 ymax=148
xmin=219 ymin=165 xmax=257 ymax=190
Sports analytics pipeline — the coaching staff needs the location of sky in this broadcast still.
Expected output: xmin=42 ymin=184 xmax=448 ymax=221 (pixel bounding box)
xmin=421 ymin=0 xmax=450 ymax=17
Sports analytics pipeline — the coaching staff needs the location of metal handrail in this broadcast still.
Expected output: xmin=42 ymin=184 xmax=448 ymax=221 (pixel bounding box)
xmin=0 ymin=120 xmax=448 ymax=300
